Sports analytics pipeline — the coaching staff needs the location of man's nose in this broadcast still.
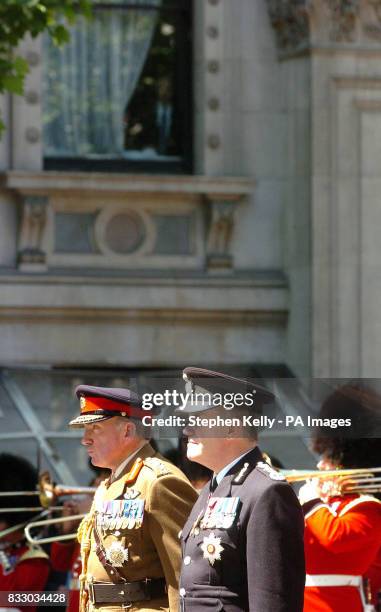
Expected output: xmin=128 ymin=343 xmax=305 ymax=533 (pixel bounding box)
xmin=81 ymin=430 xmax=92 ymax=446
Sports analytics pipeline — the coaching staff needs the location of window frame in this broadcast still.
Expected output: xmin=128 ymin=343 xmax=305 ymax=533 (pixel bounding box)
xmin=43 ymin=0 xmax=193 ymax=174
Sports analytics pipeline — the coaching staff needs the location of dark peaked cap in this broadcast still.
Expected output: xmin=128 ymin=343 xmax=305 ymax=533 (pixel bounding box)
xmin=180 ymin=367 xmax=275 ymax=414
xmin=69 ymin=384 xmax=147 ymax=428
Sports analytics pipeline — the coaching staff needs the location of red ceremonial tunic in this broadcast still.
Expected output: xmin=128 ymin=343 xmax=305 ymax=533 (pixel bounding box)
xmin=50 ymin=541 xmax=81 ymax=612
xmin=304 ymin=494 xmax=381 ymax=612
xmin=0 ymin=541 xmax=50 ymax=612
xmin=364 ymin=546 xmax=381 ymax=608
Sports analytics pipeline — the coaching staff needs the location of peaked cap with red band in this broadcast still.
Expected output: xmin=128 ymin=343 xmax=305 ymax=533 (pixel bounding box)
xmin=69 ymin=384 xmax=146 ymax=428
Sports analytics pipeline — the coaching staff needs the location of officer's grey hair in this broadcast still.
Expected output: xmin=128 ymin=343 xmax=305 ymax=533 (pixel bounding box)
xmin=114 ymin=416 xmax=150 ymax=441
xmin=225 ymin=406 xmax=259 ymax=441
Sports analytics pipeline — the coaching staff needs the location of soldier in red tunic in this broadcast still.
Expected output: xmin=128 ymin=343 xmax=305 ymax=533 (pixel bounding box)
xmin=50 ymin=539 xmax=81 ymax=612
xmin=0 ymin=454 xmax=50 ymax=612
xmin=300 ymin=385 xmax=381 ymax=612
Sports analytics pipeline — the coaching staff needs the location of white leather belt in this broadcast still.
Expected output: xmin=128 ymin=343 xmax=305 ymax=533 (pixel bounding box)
xmin=305 ymin=574 xmax=362 ymax=587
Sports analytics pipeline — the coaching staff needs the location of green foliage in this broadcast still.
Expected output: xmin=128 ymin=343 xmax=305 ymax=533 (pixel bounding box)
xmin=0 ymin=0 xmax=92 ymax=133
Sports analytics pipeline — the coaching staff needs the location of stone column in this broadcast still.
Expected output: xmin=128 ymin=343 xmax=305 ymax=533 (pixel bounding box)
xmin=267 ymin=0 xmax=381 ymax=377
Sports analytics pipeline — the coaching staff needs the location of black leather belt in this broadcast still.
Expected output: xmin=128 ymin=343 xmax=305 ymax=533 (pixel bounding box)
xmin=88 ymin=578 xmax=167 ymax=605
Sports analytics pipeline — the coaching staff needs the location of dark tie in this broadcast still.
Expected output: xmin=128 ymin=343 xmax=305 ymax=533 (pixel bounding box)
xmin=210 ymin=475 xmax=218 ymax=493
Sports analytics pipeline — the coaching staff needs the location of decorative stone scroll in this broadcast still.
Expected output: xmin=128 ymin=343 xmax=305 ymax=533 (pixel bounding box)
xmin=17 ymin=196 xmax=49 ymax=271
xmin=205 ymin=195 xmax=241 ymax=271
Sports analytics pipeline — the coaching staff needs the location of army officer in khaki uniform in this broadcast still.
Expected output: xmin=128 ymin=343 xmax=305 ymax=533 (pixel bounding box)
xmin=69 ymin=385 xmax=198 ymax=612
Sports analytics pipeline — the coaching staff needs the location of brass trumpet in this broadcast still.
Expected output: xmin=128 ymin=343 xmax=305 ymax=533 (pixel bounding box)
xmin=283 ymin=466 xmax=381 ymax=494
xmin=38 ymin=472 xmax=96 ymax=509
xmin=24 ymin=472 xmax=96 ymax=544
xmin=0 ymin=471 xmax=96 ymax=512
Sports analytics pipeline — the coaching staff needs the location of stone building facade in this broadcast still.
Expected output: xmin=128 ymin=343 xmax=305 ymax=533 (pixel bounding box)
xmin=1 ymin=0 xmax=381 ymax=382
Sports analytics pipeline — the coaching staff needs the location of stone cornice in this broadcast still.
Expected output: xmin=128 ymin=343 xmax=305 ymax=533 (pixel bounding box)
xmin=0 ymin=307 xmax=287 ymax=325
xmin=0 ymin=278 xmax=287 ymax=311
xmin=4 ymin=171 xmax=254 ymax=199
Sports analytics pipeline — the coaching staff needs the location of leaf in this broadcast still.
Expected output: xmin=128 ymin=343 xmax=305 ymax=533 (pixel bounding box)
xmin=50 ymin=23 xmax=70 ymax=45
xmin=0 ymin=55 xmax=28 ymax=94
xmin=0 ymin=0 xmax=92 ymax=140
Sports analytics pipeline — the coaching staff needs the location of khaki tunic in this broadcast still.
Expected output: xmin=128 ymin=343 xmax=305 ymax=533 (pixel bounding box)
xmin=82 ymin=443 xmax=197 ymax=612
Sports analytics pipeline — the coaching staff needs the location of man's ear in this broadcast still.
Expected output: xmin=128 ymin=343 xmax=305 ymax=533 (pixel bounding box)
xmin=226 ymin=424 xmax=238 ymax=438
xmin=124 ymin=420 xmax=137 ymax=438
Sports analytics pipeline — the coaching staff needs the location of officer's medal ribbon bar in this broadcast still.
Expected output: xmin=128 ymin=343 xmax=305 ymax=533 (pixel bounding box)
xmin=201 ymin=497 xmax=240 ymax=529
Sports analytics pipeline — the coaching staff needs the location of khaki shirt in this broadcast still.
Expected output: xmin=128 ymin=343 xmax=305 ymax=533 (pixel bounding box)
xmin=83 ymin=443 xmax=197 ymax=612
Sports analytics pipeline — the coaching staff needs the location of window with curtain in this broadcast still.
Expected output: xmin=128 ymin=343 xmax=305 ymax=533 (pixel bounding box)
xmin=42 ymin=0 xmax=192 ymax=173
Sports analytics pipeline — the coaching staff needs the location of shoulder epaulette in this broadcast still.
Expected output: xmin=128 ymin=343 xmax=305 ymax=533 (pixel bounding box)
xmin=123 ymin=457 xmax=144 ymax=484
xmin=18 ymin=545 xmax=49 ymax=564
xmin=144 ymin=456 xmax=170 ymax=477
xmin=233 ymin=462 xmax=250 ymax=484
xmin=256 ymin=461 xmax=286 ymax=481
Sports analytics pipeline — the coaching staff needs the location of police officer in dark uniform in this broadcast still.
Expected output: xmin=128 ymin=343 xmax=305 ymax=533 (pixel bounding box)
xmin=178 ymin=368 xmax=305 ymax=612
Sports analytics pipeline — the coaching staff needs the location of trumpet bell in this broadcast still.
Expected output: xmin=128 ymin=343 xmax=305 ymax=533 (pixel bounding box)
xmin=38 ymin=472 xmax=56 ymax=509
xmin=38 ymin=471 xmax=96 ymax=508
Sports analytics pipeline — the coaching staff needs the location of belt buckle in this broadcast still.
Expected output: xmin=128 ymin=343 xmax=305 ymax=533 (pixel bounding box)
xmin=121 ymin=592 xmax=132 ymax=611
xmin=143 ymin=578 xmax=152 ymax=600
xmin=118 ymin=585 xmax=132 ymax=609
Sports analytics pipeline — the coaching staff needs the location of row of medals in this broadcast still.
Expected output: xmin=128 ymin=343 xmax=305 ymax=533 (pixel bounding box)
xmin=190 ymin=497 xmax=240 ymax=537
xmin=200 ymin=497 xmax=240 ymax=530
xmin=96 ymin=500 xmax=144 ymax=534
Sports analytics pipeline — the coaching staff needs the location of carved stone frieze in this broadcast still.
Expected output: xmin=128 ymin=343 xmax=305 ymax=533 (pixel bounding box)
xmin=267 ymin=0 xmax=381 ymax=54
xmin=364 ymin=0 xmax=381 ymax=41
xmin=266 ymin=0 xmax=310 ymax=54
xmin=323 ymin=0 xmax=360 ymax=42
xmin=7 ymin=172 xmax=254 ymax=274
